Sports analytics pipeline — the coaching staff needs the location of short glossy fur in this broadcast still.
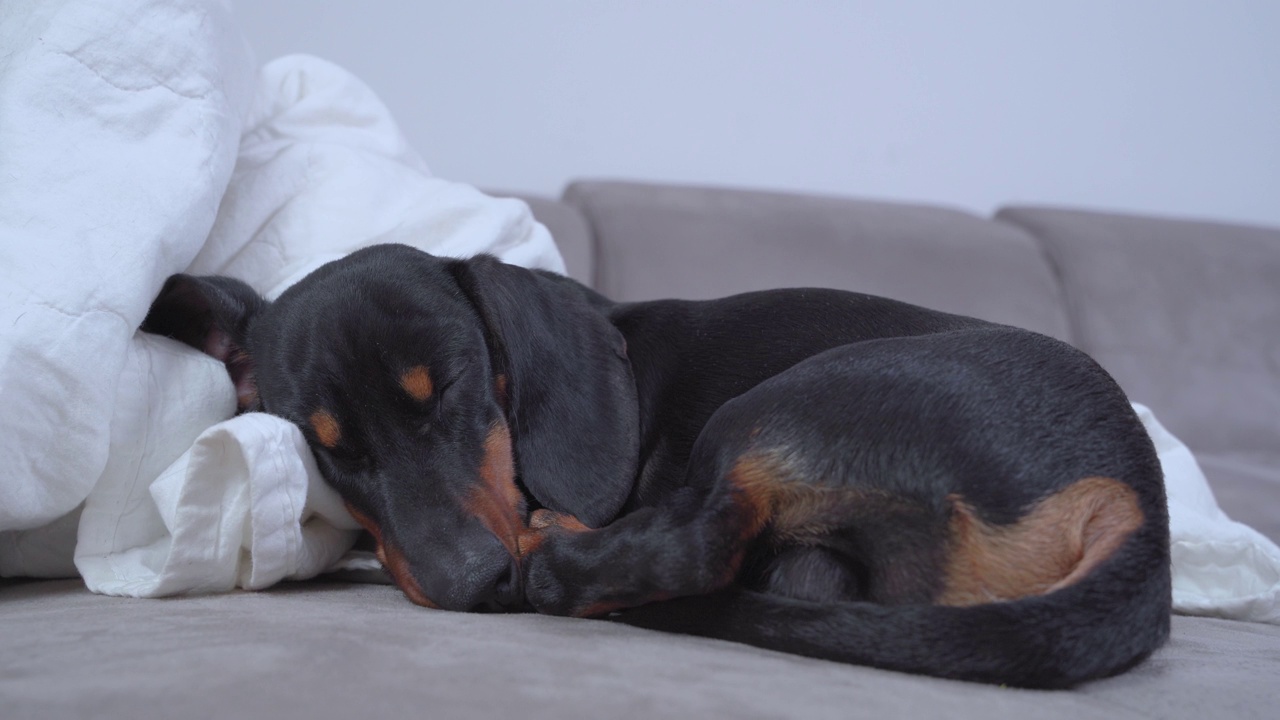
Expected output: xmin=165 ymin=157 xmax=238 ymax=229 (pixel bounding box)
xmin=143 ymin=243 xmax=1171 ymax=688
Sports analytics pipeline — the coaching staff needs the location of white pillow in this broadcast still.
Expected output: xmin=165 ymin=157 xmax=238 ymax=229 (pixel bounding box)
xmin=0 ymin=0 xmax=254 ymax=533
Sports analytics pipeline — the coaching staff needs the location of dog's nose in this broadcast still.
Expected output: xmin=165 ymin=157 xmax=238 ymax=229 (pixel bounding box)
xmin=467 ymin=558 xmax=523 ymax=613
xmin=423 ymin=525 xmax=524 ymax=613
xmin=395 ymin=512 xmax=526 ymax=612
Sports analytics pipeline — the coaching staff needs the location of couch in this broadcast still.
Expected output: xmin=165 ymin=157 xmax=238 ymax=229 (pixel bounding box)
xmin=4 ymin=180 xmax=1278 ymax=719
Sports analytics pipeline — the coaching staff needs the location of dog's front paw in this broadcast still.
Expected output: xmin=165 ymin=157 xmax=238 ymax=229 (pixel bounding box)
xmin=521 ymin=523 xmax=628 ymax=617
xmin=521 ymin=539 xmax=578 ymax=616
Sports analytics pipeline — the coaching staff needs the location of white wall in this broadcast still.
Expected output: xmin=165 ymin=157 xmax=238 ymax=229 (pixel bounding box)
xmin=230 ymin=1 xmax=1280 ymax=227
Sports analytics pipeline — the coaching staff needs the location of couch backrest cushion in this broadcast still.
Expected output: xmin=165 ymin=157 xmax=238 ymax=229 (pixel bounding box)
xmin=998 ymin=206 xmax=1280 ymax=460
xmin=564 ymin=181 xmax=1073 ymax=341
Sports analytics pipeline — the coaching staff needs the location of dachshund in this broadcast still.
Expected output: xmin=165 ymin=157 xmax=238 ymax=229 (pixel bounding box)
xmin=142 ymin=243 xmax=1171 ymax=688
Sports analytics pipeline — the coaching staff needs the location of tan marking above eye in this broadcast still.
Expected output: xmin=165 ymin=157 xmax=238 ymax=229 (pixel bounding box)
xmin=400 ymin=366 xmax=434 ymax=401
xmin=310 ymin=409 xmax=342 ymax=448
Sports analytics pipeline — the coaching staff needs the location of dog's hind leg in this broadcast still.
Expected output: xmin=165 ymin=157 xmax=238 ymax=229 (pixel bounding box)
xmin=515 ymin=387 xmax=939 ymax=617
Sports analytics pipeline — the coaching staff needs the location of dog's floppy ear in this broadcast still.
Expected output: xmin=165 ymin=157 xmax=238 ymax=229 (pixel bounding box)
xmin=141 ymin=274 xmax=266 ymax=412
xmin=451 ymin=256 xmax=639 ymax=528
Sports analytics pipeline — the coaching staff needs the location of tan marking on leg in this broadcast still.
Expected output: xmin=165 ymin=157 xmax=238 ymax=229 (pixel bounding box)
xmin=939 ymin=476 xmax=1144 ymax=606
xmin=515 ymin=527 xmax=544 ymax=557
xmin=728 ymin=454 xmax=897 ymax=542
xmin=725 ymin=454 xmax=786 ymax=539
xmin=465 ymin=421 xmax=525 ymax=559
xmin=772 ymin=485 xmax=913 ymax=542
xmin=721 ymin=453 xmax=798 ymax=584
xmin=528 ymin=509 xmax=592 ymax=532
xmin=400 ymin=365 xmax=434 ymax=401
xmin=309 ymin=409 xmax=341 ymax=448
xmin=518 ymin=509 xmax=592 ymax=557
xmin=730 ymin=456 xmax=957 ymax=604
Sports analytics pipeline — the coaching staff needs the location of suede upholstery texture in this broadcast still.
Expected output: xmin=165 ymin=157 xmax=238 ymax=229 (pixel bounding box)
xmin=4 ymin=181 xmax=1277 ymax=718
xmin=4 ymin=579 xmax=1280 ymax=720
xmin=561 ymin=182 xmax=1073 ymax=340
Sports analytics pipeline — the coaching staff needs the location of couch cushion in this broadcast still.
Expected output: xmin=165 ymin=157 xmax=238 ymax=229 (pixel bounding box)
xmin=3 ymin=579 xmax=1278 ymax=720
xmin=495 ymin=192 xmax=595 ymax=285
xmin=565 ymin=181 xmax=1072 ymax=341
xmin=997 ymin=207 xmax=1280 ymax=538
xmin=1196 ymin=453 xmax=1280 ymax=544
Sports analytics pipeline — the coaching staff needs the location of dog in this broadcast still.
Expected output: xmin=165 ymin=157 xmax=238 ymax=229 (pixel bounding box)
xmin=143 ymin=243 xmax=1171 ymax=688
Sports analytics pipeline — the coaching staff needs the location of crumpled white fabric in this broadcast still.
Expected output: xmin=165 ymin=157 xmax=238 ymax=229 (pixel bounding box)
xmin=0 ymin=0 xmax=254 ymax=535
xmin=0 ymin=0 xmax=563 ymax=597
xmin=1139 ymin=403 xmax=1280 ymax=624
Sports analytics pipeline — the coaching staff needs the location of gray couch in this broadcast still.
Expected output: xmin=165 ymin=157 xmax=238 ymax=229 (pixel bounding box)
xmin=4 ymin=181 xmax=1278 ymax=718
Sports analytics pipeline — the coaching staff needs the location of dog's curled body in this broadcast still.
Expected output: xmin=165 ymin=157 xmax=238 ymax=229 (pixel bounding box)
xmin=143 ymin=243 xmax=1171 ymax=688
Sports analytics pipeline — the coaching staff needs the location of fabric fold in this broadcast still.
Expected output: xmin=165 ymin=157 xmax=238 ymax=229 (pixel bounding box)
xmin=1 ymin=0 xmax=563 ymax=599
xmin=1141 ymin=403 xmax=1280 ymax=624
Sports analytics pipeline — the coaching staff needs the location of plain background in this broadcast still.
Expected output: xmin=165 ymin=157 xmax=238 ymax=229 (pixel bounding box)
xmin=229 ymin=1 xmax=1279 ymax=228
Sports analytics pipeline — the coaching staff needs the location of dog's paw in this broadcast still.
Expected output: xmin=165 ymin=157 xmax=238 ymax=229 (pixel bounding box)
xmin=521 ymin=534 xmax=583 ymax=616
xmin=521 ymin=526 xmax=632 ymax=618
xmin=522 ymin=555 xmax=568 ymax=615
xmin=518 ymin=510 xmax=598 ymax=615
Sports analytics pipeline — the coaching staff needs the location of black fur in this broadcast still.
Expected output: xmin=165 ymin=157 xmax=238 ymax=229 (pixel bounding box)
xmin=143 ymin=243 xmax=1171 ymax=687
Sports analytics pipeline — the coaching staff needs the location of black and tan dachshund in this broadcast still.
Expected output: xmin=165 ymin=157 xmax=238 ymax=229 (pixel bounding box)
xmin=143 ymin=243 xmax=1171 ymax=688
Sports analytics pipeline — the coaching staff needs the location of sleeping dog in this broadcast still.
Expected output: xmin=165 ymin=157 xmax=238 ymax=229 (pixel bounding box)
xmin=143 ymin=243 xmax=1171 ymax=688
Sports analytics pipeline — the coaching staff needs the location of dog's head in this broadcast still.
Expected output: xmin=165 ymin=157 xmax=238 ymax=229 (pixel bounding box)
xmin=143 ymin=244 xmax=639 ymax=611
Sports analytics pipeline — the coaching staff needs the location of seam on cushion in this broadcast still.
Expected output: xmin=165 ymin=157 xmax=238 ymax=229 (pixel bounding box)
xmin=562 ymin=183 xmax=604 ymax=291
xmin=994 ymin=210 xmax=1086 ymax=349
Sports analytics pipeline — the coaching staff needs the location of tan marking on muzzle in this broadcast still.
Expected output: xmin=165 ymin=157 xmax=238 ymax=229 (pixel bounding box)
xmin=344 ymin=501 xmax=440 ymax=609
xmin=464 ymin=421 xmax=525 ymax=560
xmin=939 ymin=476 xmax=1144 ymax=606
xmin=400 ymin=366 xmax=434 ymax=401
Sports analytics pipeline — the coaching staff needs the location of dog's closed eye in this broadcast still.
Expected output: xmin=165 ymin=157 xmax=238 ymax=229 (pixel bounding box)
xmin=400 ymin=368 xmax=461 ymax=434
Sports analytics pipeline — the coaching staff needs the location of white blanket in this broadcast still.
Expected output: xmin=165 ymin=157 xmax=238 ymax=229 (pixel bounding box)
xmin=0 ymin=0 xmax=563 ymax=595
xmin=1 ymin=0 xmax=1278 ymax=625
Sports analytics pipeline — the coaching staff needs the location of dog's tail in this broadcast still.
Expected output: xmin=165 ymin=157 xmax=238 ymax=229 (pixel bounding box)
xmin=614 ymin=526 xmax=1171 ymax=689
